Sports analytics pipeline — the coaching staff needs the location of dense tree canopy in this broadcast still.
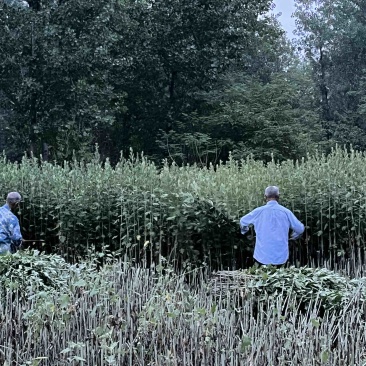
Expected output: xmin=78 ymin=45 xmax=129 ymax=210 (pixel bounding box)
xmin=1 ymin=0 xmax=366 ymax=163
xmin=295 ymin=0 xmax=366 ymax=150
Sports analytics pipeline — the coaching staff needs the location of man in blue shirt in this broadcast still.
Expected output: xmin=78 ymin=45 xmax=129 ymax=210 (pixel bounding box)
xmin=0 ymin=192 xmax=23 ymax=255
xmin=240 ymin=186 xmax=304 ymax=266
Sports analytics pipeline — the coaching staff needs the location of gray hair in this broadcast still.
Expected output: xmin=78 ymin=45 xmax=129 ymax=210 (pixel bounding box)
xmin=6 ymin=192 xmax=22 ymax=204
xmin=264 ymin=186 xmax=280 ymax=198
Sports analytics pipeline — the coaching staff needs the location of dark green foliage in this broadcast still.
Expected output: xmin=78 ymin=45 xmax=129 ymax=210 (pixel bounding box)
xmin=158 ymin=35 xmax=324 ymax=165
xmin=295 ymin=0 xmax=366 ymax=149
xmin=0 ymin=0 xmax=126 ymax=160
xmin=0 ymin=0 xmax=280 ymax=163
xmin=4 ymin=0 xmax=366 ymax=164
xmin=160 ymin=195 xmax=243 ymax=267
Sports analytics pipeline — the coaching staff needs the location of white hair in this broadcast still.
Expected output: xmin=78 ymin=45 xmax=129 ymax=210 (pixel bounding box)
xmin=6 ymin=192 xmax=22 ymax=204
xmin=264 ymin=186 xmax=280 ymax=198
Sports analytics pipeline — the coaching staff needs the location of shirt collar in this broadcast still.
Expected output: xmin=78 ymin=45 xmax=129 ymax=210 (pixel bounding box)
xmin=266 ymin=200 xmax=278 ymax=205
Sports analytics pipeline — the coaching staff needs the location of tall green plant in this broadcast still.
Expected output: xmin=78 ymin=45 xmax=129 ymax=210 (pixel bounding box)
xmin=1 ymin=147 xmax=366 ymax=268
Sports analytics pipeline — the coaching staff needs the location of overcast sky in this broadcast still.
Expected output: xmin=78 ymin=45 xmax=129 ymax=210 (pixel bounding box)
xmin=272 ymin=0 xmax=297 ymax=39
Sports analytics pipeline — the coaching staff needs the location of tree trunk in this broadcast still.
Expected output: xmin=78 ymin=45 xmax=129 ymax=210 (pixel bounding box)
xmin=42 ymin=142 xmax=49 ymax=161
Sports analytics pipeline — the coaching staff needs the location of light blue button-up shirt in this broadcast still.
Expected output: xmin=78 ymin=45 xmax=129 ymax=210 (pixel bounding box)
xmin=0 ymin=204 xmax=22 ymax=255
xmin=240 ymin=201 xmax=304 ymax=265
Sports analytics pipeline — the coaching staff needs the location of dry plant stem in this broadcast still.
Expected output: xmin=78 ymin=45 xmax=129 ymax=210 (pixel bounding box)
xmin=1 ymin=255 xmax=366 ymax=365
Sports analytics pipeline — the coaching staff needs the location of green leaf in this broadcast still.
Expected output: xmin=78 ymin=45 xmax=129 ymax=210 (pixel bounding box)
xmin=321 ymin=350 xmax=330 ymax=363
xmin=240 ymin=336 xmax=252 ymax=352
xmin=311 ymin=318 xmax=320 ymax=328
xmin=74 ymin=279 xmax=87 ymax=287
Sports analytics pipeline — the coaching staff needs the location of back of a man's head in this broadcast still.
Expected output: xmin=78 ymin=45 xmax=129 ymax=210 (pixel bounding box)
xmin=264 ymin=186 xmax=280 ymax=199
xmin=6 ymin=192 xmax=22 ymax=204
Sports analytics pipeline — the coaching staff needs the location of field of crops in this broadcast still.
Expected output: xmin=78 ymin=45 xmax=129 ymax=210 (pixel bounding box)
xmin=1 ymin=251 xmax=366 ymax=366
xmin=1 ymin=147 xmax=366 ymax=268
xmin=1 ymin=147 xmax=366 ymax=365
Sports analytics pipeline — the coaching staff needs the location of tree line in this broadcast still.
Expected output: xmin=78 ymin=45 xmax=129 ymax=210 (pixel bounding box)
xmin=1 ymin=0 xmax=366 ymax=165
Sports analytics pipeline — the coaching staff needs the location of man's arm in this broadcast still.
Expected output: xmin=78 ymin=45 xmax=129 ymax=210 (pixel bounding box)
xmin=288 ymin=212 xmax=305 ymax=240
xmin=9 ymin=216 xmax=22 ymax=247
xmin=239 ymin=208 xmax=260 ymax=235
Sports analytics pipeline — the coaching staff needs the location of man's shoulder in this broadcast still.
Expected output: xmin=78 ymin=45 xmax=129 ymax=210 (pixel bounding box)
xmin=243 ymin=204 xmax=265 ymax=217
xmin=275 ymin=203 xmax=294 ymax=214
xmin=0 ymin=205 xmax=16 ymax=220
xmin=253 ymin=204 xmax=266 ymax=212
xmin=0 ymin=205 xmax=8 ymax=216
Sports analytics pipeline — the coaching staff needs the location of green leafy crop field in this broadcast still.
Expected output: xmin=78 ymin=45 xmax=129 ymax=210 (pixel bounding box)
xmin=0 ymin=147 xmax=365 ymax=268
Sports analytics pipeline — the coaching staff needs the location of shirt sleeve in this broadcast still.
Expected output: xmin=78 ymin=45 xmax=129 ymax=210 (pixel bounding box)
xmin=288 ymin=211 xmax=305 ymax=240
xmin=239 ymin=208 xmax=261 ymax=235
xmin=9 ymin=216 xmax=22 ymax=244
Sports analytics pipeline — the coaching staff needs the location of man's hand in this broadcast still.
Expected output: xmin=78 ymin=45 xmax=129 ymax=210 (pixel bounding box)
xmin=289 ymin=233 xmax=301 ymax=241
xmin=240 ymin=226 xmax=249 ymax=235
xmin=10 ymin=239 xmax=22 ymax=254
xmin=10 ymin=242 xmax=17 ymax=254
